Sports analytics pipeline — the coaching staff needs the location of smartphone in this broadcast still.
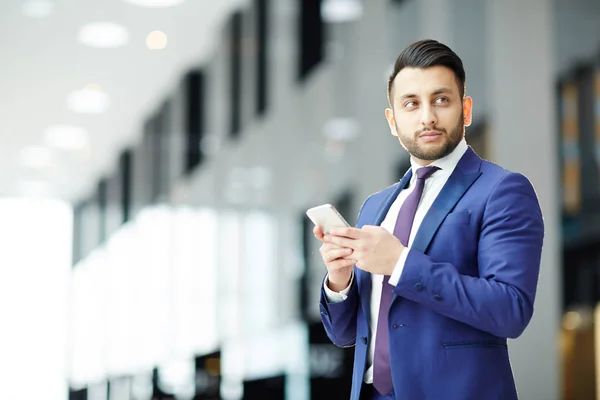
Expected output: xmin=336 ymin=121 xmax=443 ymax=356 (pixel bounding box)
xmin=306 ymin=203 xmax=350 ymax=234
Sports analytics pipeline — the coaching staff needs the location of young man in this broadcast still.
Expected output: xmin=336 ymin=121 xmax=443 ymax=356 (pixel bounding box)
xmin=314 ymin=39 xmax=544 ymax=400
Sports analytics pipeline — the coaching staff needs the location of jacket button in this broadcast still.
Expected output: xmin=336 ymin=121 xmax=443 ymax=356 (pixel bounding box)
xmin=360 ymin=336 xmax=367 ymax=344
xmin=434 ymin=294 xmax=443 ymax=301
xmin=414 ymin=282 xmax=423 ymax=291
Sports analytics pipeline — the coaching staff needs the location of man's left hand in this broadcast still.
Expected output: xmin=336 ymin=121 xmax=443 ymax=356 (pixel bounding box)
xmin=324 ymin=225 xmax=404 ymax=276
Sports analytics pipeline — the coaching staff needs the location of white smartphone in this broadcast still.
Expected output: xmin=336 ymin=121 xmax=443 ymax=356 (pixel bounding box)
xmin=306 ymin=203 xmax=350 ymax=234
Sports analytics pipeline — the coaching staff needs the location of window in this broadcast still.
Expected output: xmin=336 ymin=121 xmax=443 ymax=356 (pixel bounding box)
xmin=298 ymin=0 xmax=324 ymax=81
xmin=559 ymin=78 xmax=581 ymax=216
xmin=576 ymin=66 xmax=600 ymax=211
xmin=72 ymin=202 xmax=84 ymax=265
xmin=80 ymin=195 xmax=101 ymax=259
xmin=256 ymin=0 xmax=270 ymax=116
xmin=131 ymin=133 xmax=152 ymax=219
xmin=184 ymin=70 xmax=206 ymax=173
xmin=229 ymin=11 xmax=243 ymax=139
xmin=105 ymin=170 xmax=124 ymax=239
xmin=119 ymin=150 xmax=132 ymax=224
xmin=97 ymin=179 xmax=107 ymax=243
xmin=159 ymin=100 xmax=172 ymax=198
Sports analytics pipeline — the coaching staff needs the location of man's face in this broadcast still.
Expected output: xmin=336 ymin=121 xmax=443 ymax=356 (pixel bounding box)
xmin=385 ymin=66 xmax=472 ymax=165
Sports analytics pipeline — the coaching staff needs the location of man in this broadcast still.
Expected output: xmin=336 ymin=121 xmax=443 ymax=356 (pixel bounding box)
xmin=313 ymin=39 xmax=544 ymax=400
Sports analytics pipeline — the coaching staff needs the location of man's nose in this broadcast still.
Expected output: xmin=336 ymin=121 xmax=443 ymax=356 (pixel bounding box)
xmin=420 ymin=106 xmax=438 ymax=127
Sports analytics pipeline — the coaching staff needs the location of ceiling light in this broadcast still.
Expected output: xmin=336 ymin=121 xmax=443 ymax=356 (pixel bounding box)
xmin=77 ymin=22 xmax=130 ymax=48
xmin=67 ymin=84 xmax=110 ymax=114
xmin=122 ymin=0 xmax=187 ymax=8
xmin=21 ymin=0 xmax=54 ymax=18
xmin=146 ymin=31 xmax=168 ymax=50
xmin=321 ymin=0 xmax=364 ymax=23
xmin=44 ymin=125 xmax=89 ymax=151
xmin=19 ymin=147 xmax=53 ymax=169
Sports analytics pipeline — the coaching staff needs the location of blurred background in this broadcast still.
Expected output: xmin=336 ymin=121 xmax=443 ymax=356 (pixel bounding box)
xmin=0 ymin=0 xmax=598 ymax=399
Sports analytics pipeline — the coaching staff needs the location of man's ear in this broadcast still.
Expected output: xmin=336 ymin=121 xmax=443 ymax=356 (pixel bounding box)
xmin=463 ymin=96 xmax=473 ymax=127
xmin=385 ymin=108 xmax=398 ymax=137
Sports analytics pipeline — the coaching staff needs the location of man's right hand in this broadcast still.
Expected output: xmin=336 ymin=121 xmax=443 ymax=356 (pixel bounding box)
xmin=313 ymin=225 xmax=355 ymax=292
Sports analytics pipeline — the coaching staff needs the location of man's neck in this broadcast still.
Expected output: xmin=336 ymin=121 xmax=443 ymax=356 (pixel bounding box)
xmin=411 ymin=157 xmax=435 ymax=167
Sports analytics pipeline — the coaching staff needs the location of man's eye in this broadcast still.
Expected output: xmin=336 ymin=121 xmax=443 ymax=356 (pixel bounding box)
xmin=435 ymin=97 xmax=449 ymax=104
xmin=405 ymin=101 xmax=417 ymax=108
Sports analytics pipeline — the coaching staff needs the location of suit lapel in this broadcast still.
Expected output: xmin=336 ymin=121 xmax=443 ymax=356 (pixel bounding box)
xmin=410 ymin=148 xmax=482 ymax=254
xmin=362 ymin=149 xmax=482 ymax=320
xmin=390 ymin=148 xmax=482 ymax=306
xmin=373 ymin=168 xmax=413 ymax=226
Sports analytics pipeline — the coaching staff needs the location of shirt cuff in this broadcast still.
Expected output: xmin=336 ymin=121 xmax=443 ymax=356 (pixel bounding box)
xmin=323 ymin=271 xmax=354 ymax=303
xmin=388 ymin=247 xmax=409 ymax=286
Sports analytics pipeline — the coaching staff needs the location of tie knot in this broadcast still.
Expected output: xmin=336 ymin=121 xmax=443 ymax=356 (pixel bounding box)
xmin=415 ymin=165 xmax=439 ymax=180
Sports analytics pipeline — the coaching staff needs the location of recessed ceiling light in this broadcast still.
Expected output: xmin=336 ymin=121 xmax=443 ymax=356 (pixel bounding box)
xmin=22 ymin=0 xmax=54 ymax=18
xmin=122 ymin=0 xmax=187 ymax=8
xmin=44 ymin=125 xmax=89 ymax=151
xmin=19 ymin=146 xmax=53 ymax=169
xmin=77 ymin=22 xmax=130 ymax=48
xmin=146 ymin=30 xmax=168 ymax=50
xmin=67 ymin=84 xmax=110 ymax=114
xmin=321 ymin=0 xmax=363 ymax=23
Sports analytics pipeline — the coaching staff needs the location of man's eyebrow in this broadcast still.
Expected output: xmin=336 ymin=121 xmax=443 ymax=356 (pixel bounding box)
xmin=399 ymin=93 xmax=417 ymax=100
xmin=398 ymin=87 xmax=453 ymax=101
xmin=432 ymin=87 xmax=452 ymax=95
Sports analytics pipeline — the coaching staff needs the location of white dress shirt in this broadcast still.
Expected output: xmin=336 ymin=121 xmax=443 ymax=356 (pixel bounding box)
xmin=323 ymin=139 xmax=468 ymax=383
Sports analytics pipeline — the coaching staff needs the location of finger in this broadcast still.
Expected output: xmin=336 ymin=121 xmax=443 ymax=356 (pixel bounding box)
xmin=320 ymin=242 xmax=344 ymax=254
xmin=328 ymin=258 xmax=357 ymax=270
xmin=324 ymin=247 xmax=353 ymax=262
xmin=324 ymin=234 xmax=355 ymax=249
xmin=313 ymin=225 xmax=324 ymax=240
xmin=329 ymin=227 xmax=363 ymax=239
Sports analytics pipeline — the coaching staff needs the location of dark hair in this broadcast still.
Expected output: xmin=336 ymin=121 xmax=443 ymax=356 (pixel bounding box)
xmin=387 ymin=39 xmax=466 ymax=105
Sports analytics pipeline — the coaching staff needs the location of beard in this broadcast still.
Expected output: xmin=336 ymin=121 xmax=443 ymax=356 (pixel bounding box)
xmin=396 ymin=112 xmax=465 ymax=161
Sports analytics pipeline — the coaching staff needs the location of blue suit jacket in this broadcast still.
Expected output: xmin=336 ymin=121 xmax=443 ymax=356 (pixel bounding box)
xmin=319 ymin=148 xmax=544 ymax=400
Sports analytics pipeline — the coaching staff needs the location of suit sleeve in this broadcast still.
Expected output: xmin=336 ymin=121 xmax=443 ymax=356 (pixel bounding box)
xmin=393 ymin=172 xmax=544 ymax=338
xmin=319 ymin=272 xmax=359 ymax=347
xmin=318 ymin=194 xmax=374 ymax=347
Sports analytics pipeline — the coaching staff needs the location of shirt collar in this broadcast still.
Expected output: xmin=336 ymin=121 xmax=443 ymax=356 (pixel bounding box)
xmin=409 ymin=138 xmax=468 ymax=176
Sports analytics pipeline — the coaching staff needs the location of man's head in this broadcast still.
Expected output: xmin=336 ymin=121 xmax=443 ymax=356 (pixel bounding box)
xmin=385 ymin=39 xmax=473 ymax=166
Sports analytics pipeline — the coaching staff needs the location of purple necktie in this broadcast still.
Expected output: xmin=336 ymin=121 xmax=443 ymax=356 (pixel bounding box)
xmin=372 ymin=166 xmax=439 ymax=396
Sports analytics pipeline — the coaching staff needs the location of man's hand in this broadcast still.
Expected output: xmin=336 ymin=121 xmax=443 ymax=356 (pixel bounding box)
xmin=314 ymin=225 xmax=356 ymax=291
xmin=324 ymin=225 xmax=404 ymax=276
